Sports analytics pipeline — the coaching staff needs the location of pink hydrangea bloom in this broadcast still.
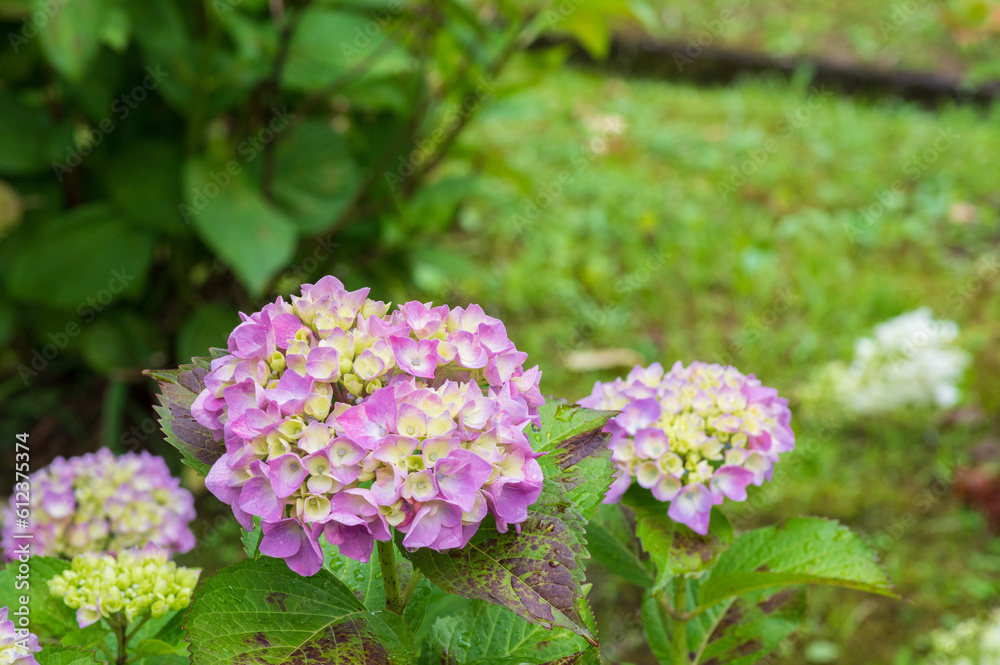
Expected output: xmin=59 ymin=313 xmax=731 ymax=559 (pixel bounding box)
xmin=1 ymin=449 xmax=196 ymax=561
xmin=196 ymin=276 xmax=544 ymax=575
xmin=579 ymin=361 xmax=794 ymax=535
xmin=0 ymin=607 xmax=40 ymax=664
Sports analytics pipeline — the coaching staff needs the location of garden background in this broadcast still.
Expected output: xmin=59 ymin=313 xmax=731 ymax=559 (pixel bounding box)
xmin=1 ymin=0 xmax=999 ymax=662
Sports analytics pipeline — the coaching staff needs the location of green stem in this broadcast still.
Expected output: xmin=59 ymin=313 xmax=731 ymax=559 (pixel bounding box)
xmin=125 ymin=614 xmax=150 ymax=642
xmin=377 ymin=540 xmax=403 ymax=614
xmin=401 ymin=568 xmax=422 ymax=608
xmin=673 ymin=581 xmax=689 ymax=663
xmin=114 ymin=613 xmax=129 ymax=665
xmin=102 ymin=378 xmax=128 ymax=455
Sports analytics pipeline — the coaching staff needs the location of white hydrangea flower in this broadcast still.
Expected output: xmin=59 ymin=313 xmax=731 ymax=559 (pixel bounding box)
xmin=923 ymin=608 xmax=1000 ymax=663
xmin=823 ymin=308 xmax=969 ymax=415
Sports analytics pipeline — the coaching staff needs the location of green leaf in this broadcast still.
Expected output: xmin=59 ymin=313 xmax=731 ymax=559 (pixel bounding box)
xmin=133 ymin=610 xmax=188 ymax=659
xmin=697 ymin=518 xmax=897 ymax=610
xmin=530 ymin=400 xmax=616 ymax=520
xmin=402 ymin=480 xmax=596 ymax=644
xmin=80 ymin=312 xmax=166 ymax=373
xmin=0 ymin=93 xmax=73 ymax=175
xmin=33 ymin=0 xmax=107 ymax=81
xmin=623 ymin=486 xmax=733 ymax=590
xmin=323 ymin=541 xmax=385 ymax=609
xmin=531 ymin=400 xmax=616 ymax=449
xmin=102 ymin=140 xmax=186 ymax=236
xmin=696 ymin=588 xmax=805 ymax=665
xmin=243 ymin=516 xmax=263 ymax=559
xmin=183 ymin=157 xmax=298 ymax=297
xmin=143 ymin=354 xmax=223 ymax=476
xmin=401 ymin=572 xmax=433 ymax=637
xmin=5 ymin=204 xmax=154 ymax=310
xmin=128 ymin=0 xmax=197 ymax=113
xmin=99 ymin=5 xmax=131 ymax=51
xmin=133 ymin=639 xmax=182 ymax=658
xmin=282 ymin=7 xmax=409 ymax=93
xmin=558 ymin=11 xmax=611 ymax=60
xmin=185 ymin=557 xmax=414 ymax=665
xmin=0 ymin=558 xmax=106 ymax=649
xmin=33 ymin=644 xmax=101 ymax=665
xmin=584 ymin=515 xmax=653 ymax=589
xmin=420 ymin=599 xmax=594 ymax=664
xmin=640 ymin=580 xmax=805 ymax=665
xmin=272 ymin=120 xmax=361 ymax=234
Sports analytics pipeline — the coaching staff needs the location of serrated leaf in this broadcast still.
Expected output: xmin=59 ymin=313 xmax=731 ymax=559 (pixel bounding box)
xmin=531 ymin=400 xmax=616 ymax=520
xmin=421 ymin=599 xmax=593 ymax=665
xmin=623 ymin=486 xmax=733 ymax=590
xmin=403 ymin=481 xmax=596 ymax=644
xmin=185 ymin=557 xmax=413 ymax=665
xmin=697 ymin=518 xmax=897 ymax=610
xmin=143 ymin=355 xmax=223 ymax=476
xmin=531 ymin=400 xmax=616 ymax=449
xmin=33 ymin=644 xmax=101 ymax=665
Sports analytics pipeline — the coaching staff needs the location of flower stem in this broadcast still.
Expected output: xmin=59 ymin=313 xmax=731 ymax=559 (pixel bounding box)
xmin=401 ymin=568 xmax=422 ymax=608
xmin=377 ymin=540 xmax=403 ymax=614
xmin=673 ymin=580 xmax=689 ymax=663
xmin=114 ymin=612 xmax=129 ymax=665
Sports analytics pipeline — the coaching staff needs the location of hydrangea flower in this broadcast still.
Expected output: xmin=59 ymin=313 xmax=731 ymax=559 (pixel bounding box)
xmin=0 ymin=607 xmax=40 ymax=665
xmin=47 ymin=546 xmax=200 ymax=628
xmin=923 ymin=608 xmax=1000 ymax=663
xmin=1 ymin=449 xmax=196 ymax=561
xmin=817 ymin=308 xmax=969 ymax=415
xmin=579 ymin=361 xmax=794 ymax=534
xmin=195 ymin=276 xmax=544 ymax=576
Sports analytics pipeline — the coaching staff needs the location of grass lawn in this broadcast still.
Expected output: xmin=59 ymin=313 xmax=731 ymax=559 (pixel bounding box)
xmin=632 ymin=0 xmax=1000 ymax=85
xmin=392 ymin=64 xmax=1000 ymax=663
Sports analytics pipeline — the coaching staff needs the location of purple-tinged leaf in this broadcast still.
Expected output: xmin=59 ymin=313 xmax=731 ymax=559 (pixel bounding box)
xmin=143 ymin=352 xmax=225 ymax=476
xmin=403 ymin=481 xmax=596 ymax=645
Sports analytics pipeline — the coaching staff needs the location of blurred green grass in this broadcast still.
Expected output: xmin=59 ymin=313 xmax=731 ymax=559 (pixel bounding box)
xmin=402 ymin=65 xmax=1000 ymax=663
xmin=632 ymin=0 xmax=1000 ymax=85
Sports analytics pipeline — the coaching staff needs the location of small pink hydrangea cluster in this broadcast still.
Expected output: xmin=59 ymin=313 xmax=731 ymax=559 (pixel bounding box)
xmin=0 ymin=607 xmax=40 ymax=665
xmin=579 ymin=361 xmax=794 ymax=534
xmin=1 ymin=449 xmax=196 ymax=561
xmin=195 ymin=276 xmax=544 ymax=576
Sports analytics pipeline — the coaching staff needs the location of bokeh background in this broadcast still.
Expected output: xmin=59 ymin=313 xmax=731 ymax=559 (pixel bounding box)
xmin=1 ymin=0 xmax=999 ymax=662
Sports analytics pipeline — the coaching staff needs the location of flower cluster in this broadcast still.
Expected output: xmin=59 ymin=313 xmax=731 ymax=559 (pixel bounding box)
xmin=0 ymin=607 xmax=40 ymax=665
xmin=47 ymin=546 xmax=200 ymax=628
xmin=196 ymin=276 xmax=544 ymax=576
xmin=1 ymin=449 xmax=196 ymax=561
xmin=579 ymin=361 xmax=794 ymax=534
xmin=816 ymin=308 xmax=969 ymax=415
xmin=922 ymin=608 xmax=1000 ymax=664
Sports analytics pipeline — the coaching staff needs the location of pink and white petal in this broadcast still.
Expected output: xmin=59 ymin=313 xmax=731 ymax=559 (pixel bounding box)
xmin=667 ymin=484 xmax=712 ymax=535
